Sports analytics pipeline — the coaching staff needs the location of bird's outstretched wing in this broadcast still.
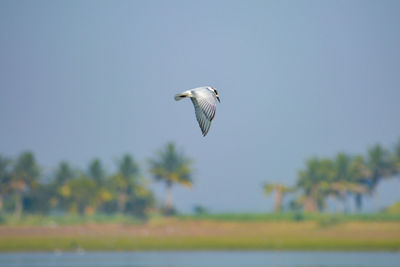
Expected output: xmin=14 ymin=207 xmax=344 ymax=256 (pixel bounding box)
xmin=191 ymin=90 xmax=217 ymax=136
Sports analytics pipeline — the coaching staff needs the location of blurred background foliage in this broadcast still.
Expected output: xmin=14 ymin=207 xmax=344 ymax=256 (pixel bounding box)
xmin=263 ymin=138 xmax=400 ymax=214
xmin=0 ymin=142 xmax=192 ymax=221
xmin=0 ymin=139 xmax=399 ymax=223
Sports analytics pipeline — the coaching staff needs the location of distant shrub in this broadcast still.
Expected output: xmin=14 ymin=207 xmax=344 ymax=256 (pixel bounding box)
xmin=161 ymin=206 xmax=178 ymax=216
xmin=293 ymin=212 xmax=303 ymax=221
xmin=193 ymin=205 xmax=208 ymax=215
xmin=384 ymin=202 xmax=400 ymax=214
xmin=317 ymin=215 xmax=342 ymax=227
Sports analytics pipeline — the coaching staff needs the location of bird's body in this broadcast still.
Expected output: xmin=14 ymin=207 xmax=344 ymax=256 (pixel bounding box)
xmin=174 ymin=86 xmax=220 ymax=136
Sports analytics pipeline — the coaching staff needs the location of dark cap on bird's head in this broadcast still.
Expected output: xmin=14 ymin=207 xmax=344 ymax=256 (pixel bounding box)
xmin=211 ymin=87 xmax=220 ymax=102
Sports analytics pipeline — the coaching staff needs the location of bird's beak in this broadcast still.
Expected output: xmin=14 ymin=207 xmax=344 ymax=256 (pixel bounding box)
xmin=217 ymin=96 xmax=220 ymax=103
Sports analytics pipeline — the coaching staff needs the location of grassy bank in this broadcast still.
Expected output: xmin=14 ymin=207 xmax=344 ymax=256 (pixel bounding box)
xmin=1 ymin=212 xmax=400 ymax=226
xmin=0 ymin=217 xmax=399 ymax=251
xmin=179 ymin=212 xmax=400 ymax=222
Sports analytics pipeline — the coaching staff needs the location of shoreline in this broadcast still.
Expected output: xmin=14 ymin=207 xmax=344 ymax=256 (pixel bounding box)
xmin=0 ymin=220 xmax=399 ymax=252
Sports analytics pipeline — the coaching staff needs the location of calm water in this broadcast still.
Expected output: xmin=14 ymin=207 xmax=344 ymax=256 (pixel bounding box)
xmin=0 ymin=251 xmax=399 ymax=267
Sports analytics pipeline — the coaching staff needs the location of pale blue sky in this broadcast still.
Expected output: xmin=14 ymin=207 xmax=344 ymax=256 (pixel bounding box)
xmin=1 ymin=1 xmax=399 ymax=212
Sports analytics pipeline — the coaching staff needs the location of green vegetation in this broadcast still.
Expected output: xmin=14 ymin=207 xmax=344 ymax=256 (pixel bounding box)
xmin=0 ymin=213 xmax=143 ymax=226
xmin=263 ymin=184 xmax=295 ymax=212
xmin=385 ymin=201 xmax=400 ymax=214
xmin=0 ymin=219 xmax=399 ymax=251
xmin=179 ymin=212 xmax=400 ymax=222
xmin=0 ymin=142 xmax=193 ymax=219
xmin=1 ymin=139 xmax=399 ymax=220
xmin=0 ymin=212 xmax=399 ymax=226
xmin=1 ymin=236 xmax=398 ymax=251
xmin=149 ymin=142 xmax=193 ymax=215
xmin=263 ymin=139 xmax=400 ymax=213
xmin=0 ymin=139 xmax=400 ymax=252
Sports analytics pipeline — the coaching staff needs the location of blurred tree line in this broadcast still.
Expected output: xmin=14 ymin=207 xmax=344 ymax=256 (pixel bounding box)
xmin=0 ymin=142 xmax=192 ymax=219
xmin=264 ymin=139 xmax=400 ymax=213
xmin=1 ymin=139 xmax=399 ymax=218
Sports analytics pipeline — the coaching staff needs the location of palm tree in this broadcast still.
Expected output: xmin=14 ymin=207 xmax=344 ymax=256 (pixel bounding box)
xmin=0 ymin=155 xmax=11 ymax=213
xmin=297 ymin=158 xmax=334 ymax=212
xmin=305 ymin=154 xmax=369 ymax=213
xmin=52 ymin=161 xmax=77 ymax=210
xmin=329 ymin=153 xmax=355 ymax=213
xmin=62 ymin=175 xmax=97 ymax=215
xmin=112 ymin=154 xmax=140 ymax=213
xmin=149 ymin=142 xmax=193 ymax=212
xmin=88 ymin=159 xmax=106 ymax=186
xmin=348 ymin=155 xmax=371 ymax=211
xmin=54 ymin=161 xmax=76 ymax=186
xmin=263 ymin=183 xmax=294 ymax=212
xmin=392 ymin=138 xmax=400 ymax=175
xmin=366 ymin=144 xmax=393 ymax=191
xmin=365 ymin=144 xmax=394 ymax=211
xmin=11 ymin=151 xmax=40 ymax=218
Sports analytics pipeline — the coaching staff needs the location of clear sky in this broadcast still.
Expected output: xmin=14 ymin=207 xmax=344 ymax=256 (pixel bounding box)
xmin=1 ymin=1 xmax=399 ymax=213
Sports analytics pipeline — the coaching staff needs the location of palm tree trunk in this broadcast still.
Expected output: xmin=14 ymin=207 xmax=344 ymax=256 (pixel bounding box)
xmin=341 ymin=198 xmax=346 ymax=213
xmin=373 ymin=191 xmax=379 ymax=212
xmin=165 ymin=183 xmax=173 ymax=209
xmin=117 ymin=191 xmax=127 ymax=213
xmin=14 ymin=191 xmax=23 ymax=219
xmin=304 ymin=195 xmax=317 ymax=212
xmin=355 ymin=193 xmax=362 ymax=212
xmin=274 ymin=186 xmax=283 ymax=212
xmin=0 ymin=193 xmax=3 ymax=214
xmin=339 ymin=191 xmax=346 ymax=213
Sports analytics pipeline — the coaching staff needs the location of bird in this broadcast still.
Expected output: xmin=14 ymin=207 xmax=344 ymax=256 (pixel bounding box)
xmin=174 ymin=86 xmax=220 ymax=136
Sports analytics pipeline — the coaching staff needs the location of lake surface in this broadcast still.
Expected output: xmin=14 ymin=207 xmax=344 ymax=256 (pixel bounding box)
xmin=0 ymin=251 xmax=399 ymax=267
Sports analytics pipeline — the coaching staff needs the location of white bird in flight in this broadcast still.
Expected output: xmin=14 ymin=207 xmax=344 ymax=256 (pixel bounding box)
xmin=174 ymin=86 xmax=220 ymax=136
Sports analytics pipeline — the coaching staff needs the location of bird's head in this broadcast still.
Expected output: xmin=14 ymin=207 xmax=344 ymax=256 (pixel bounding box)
xmin=210 ymin=87 xmax=220 ymax=102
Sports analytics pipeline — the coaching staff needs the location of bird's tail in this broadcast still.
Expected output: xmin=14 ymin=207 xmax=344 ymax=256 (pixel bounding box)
xmin=174 ymin=92 xmax=190 ymax=101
